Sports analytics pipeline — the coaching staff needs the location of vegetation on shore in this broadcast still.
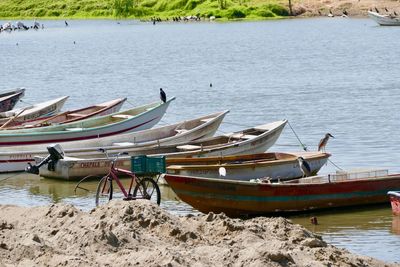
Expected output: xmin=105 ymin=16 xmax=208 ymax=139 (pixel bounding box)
xmin=0 ymin=0 xmax=291 ymax=20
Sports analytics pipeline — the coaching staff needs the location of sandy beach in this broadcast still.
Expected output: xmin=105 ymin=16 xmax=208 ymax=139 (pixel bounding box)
xmin=0 ymin=200 xmax=397 ymax=266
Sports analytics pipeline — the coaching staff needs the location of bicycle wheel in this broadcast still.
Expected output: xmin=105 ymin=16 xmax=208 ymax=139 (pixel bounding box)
xmin=133 ymin=177 xmax=161 ymax=205
xmin=95 ymin=175 xmax=113 ymax=207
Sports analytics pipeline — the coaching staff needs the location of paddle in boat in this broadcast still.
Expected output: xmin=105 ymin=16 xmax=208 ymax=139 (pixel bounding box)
xmin=164 ymin=169 xmax=400 ymax=216
xmin=388 ymin=191 xmax=400 ymax=215
xmin=368 ymin=11 xmax=400 ymax=26
xmin=166 ymin=151 xmax=330 ymax=181
xmin=0 ymin=97 xmax=175 ymax=146
xmin=1 ymin=98 xmax=127 ymax=129
xmin=0 ymin=96 xmax=69 ymax=127
xmin=0 ymin=88 xmax=25 ymax=112
xmin=28 ymin=120 xmax=287 ymax=180
xmin=1 ymin=110 xmax=227 ymax=173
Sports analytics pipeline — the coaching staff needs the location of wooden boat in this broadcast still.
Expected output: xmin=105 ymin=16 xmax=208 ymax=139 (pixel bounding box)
xmin=2 ymin=98 xmax=126 ymax=129
xmin=34 ymin=120 xmax=287 ymax=180
xmin=368 ymin=11 xmax=400 ymax=26
xmin=167 ymin=151 xmax=331 ymax=181
xmin=0 ymin=110 xmax=227 ymax=172
xmin=388 ymin=191 xmax=400 ymax=215
xmin=0 ymin=88 xmax=25 ymax=112
xmin=164 ymin=169 xmax=400 ymax=216
xmin=0 ymin=96 xmax=69 ymax=126
xmin=0 ymin=97 xmax=174 ymax=146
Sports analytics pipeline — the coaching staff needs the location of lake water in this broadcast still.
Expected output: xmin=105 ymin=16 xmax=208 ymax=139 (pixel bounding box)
xmin=1 ymin=18 xmax=400 ymax=263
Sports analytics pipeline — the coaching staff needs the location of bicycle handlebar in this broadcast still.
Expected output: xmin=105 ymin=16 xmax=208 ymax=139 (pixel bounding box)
xmin=97 ymin=148 xmax=129 ymax=163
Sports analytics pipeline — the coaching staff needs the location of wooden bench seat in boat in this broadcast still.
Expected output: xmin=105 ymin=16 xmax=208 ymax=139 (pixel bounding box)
xmin=112 ymin=114 xmax=134 ymax=119
xmin=176 ymin=144 xmax=202 ymax=151
xmin=228 ymin=133 xmax=258 ymax=140
xmin=68 ymin=113 xmax=87 ymax=117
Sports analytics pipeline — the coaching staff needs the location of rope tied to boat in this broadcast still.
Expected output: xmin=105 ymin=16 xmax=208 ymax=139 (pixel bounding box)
xmin=287 ymin=121 xmax=308 ymax=151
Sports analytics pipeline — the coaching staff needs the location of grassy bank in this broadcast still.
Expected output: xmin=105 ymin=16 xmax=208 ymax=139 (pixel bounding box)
xmin=0 ymin=0 xmax=291 ymax=20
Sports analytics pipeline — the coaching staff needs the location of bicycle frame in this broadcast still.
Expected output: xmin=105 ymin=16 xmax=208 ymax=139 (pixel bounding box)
xmin=104 ymin=163 xmax=139 ymax=199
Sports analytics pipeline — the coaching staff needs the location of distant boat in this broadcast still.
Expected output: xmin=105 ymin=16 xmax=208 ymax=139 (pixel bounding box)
xmin=167 ymin=151 xmax=330 ymax=181
xmin=164 ymin=169 xmax=400 ymax=216
xmin=32 ymin=120 xmax=287 ymax=179
xmin=388 ymin=191 xmax=400 ymax=215
xmin=2 ymin=98 xmax=126 ymax=129
xmin=0 ymin=97 xmax=175 ymax=146
xmin=368 ymin=11 xmax=400 ymax=26
xmin=0 ymin=88 xmax=25 ymax=112
xmin=2 ymin=110 xmax=227 ymax=173
xmin=0 ymin=96 xmax=69 ymax=126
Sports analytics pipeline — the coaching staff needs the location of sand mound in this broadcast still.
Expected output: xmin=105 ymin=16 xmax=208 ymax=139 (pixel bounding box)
xmin=0 ymin=201 xmax=395 ymax=266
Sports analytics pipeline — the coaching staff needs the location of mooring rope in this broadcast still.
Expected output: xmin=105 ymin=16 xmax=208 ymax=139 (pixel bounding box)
xmin=287 ymin=120 xmax=308 ymax=151
xmin=328 ymin=158 xmax=343 ymax=170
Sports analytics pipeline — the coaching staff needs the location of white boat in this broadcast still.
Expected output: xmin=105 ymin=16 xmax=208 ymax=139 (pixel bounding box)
xmin=0 ymin=96 xmax=69 ymax=126
xmin=0 ymin=98 xmax=174 ymax=147
xmin=0 ymin=110 xmax=227 ymax=172
xmin=167 ymin=151 xmax=331 ymax=181
xmin=368 ymin=11 xmax=400 ymax=26
xmin=2 ymin=98 xmax=126 ymax=129
xmin=0 ymin=88 xmax=25 ymax=112
xmin=34 ymin=120 xmax=287 ymax=180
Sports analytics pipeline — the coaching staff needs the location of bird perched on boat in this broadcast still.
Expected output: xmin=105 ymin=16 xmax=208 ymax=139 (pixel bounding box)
xmin=160 ymin=88 xmax=166 ymax=103
xmin=318 ymin=133 xmax=334 ymax=152
xmin=297 ymin=157 xmax=311 ymax=177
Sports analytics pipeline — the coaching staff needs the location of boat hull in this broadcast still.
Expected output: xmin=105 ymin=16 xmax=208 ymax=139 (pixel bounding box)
xmin=167 ymin=152 xmax=330 ymax=181
xmin=0 ymin=98 xmax=173 ymax=146
xmin=368 ymin=11 xmax=400 ymax=26
xmin=0 ymin=111 xmax=227 ymax=173
xmin=164 ymin=173 xmax=400 ymax=216
xmin=388 ymin=191 xmax=400 ymax=215
xmin=35 ymin=120 xmax=286 ymax=179
xmin=0 ymin=88 xmax=25 ymax=112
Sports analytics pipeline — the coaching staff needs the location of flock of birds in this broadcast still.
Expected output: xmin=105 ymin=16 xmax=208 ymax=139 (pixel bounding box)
xmin=0 ymin=20 xmax=43 ymax=32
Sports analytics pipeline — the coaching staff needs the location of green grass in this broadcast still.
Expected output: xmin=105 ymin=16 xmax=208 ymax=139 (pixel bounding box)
xmin=0 ymin=0 xmax=290 ymax=20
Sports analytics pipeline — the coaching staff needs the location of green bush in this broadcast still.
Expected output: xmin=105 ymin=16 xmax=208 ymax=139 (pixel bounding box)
xmin=47 ymin=10 xmax=61 ymax=16
xmin=226 ymin=7 xmax=246 ymax=19
xmin=256 ymin=9 xmax=274 ymax=17
xmin=185 ymin=0 xmax=201 ymax=10
xmin=34 ymin=8 xmax=47 ymax=17
xmin=264 ymin=4 xmax=288 ymax=16
xmin=141 ymin=0 xmax=157 ymax=8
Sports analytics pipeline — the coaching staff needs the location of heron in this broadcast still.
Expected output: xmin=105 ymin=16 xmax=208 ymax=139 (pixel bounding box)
xmin=318 ymin=133 xmax=334 ymax=152
xmin=65 ymin=20 xmax=69 ymax=27
xmin=160 ymin=88 xmax=166 ymax=103
xmin=297 ymin=157 xmax=311 ymax=178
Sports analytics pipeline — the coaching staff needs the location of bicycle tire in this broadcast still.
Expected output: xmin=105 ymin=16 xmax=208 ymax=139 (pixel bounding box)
xmin=95 ymin=175 xmax=113 ymax=207
xmin=133 ymin=177 xmax=161 ymax=205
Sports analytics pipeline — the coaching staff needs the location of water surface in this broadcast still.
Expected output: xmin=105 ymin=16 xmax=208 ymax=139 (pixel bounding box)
xmin=1 ymin=18 xmax=400 ymax=263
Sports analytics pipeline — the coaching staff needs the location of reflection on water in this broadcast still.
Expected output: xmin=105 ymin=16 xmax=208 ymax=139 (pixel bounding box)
xmin=1 ymin=173 xmax=399 ymax=263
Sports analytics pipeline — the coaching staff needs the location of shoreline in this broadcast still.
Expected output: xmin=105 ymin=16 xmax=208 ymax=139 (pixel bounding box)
xmin=0 ymin=201 xmax=397 ymax=266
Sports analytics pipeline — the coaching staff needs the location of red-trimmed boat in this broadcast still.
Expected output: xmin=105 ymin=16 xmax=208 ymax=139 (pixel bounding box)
xmin=164 ymin=169 xmax=400 ymax=216
xmin=388 ymin=191 xmax=400 ymax=216
xmin=0 ymin=88 xmax=25 ymax=112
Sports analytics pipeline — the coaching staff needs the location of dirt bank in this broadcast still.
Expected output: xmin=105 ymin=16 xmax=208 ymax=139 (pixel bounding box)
xmin=0 ymin=201 xmax=397 ymax=266
xmin=293 ymin=0 xmax=400 ymax=17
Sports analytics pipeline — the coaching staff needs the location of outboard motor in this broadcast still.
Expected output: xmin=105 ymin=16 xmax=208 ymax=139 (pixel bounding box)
xmin=25 ymin=144 xmax=65 ymax=174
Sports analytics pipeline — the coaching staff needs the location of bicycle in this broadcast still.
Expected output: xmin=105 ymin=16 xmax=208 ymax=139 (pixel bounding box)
xmin=94 ymin=149 xmax=161 ymax=207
